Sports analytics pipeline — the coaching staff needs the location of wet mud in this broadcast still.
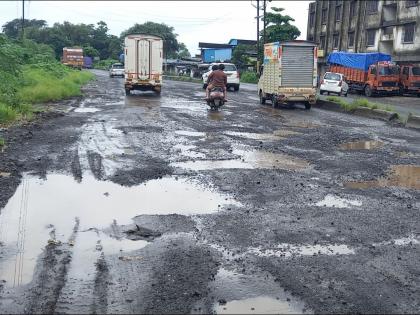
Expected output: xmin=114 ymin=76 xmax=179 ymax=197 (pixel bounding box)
xmin=1 ymin=70 xmax=420 ymax=313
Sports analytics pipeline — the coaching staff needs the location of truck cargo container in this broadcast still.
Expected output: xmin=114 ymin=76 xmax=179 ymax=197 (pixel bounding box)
xmin=62 ymin=47 xmax=84 ymax=70
xmin=399 ymin=64 xmax=420 ymax=97
xmin=124 ymin=34 xmax=163 ymax=95
xmin=327 ymin=52 xmax=399 ymax=97
xmin=83 ymin=56 xmax=93 ymax=69
xmin=258 ymin=40 xmax=317 ymax=109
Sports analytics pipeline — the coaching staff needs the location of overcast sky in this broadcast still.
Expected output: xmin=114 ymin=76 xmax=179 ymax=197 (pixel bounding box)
xmin=0 ymin=1 xmax=310 ymax=55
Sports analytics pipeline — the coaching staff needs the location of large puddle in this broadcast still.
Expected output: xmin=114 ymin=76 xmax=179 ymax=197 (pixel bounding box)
xmin=0 ymin=173 xmax=237 ymax=287
xmin=171 ymin=148 xmax=309 ymax=171
xmin=345 ymin=165 xmax=420 ymax=190
xmin=339 ymin=140 xmax=384 ymax=150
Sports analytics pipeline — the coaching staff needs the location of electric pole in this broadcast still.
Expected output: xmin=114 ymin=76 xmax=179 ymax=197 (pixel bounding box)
xmin=263 ymin=0 xmax=266 ymax=46
xmin=21 ymin=0 xmax=25 ymax=40
xmin=257 ymin=0 xmax=259 ymax=65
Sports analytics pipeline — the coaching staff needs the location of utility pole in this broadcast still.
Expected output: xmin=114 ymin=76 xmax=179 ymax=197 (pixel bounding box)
xmin=257 ymin=0 xmax=259 ymax=65
xmin=263 ymin=0 xmax=266 ymax=46
xmin=21 ymin=0 xmax=25 ymax=40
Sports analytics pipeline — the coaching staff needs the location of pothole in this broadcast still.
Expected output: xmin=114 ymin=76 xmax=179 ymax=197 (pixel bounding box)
xmin=315 ymin=194 xmax=362 ymax=208
xmin=171 ymin=148 xmax=310 ymax=171
xmin=208 ymin=268 xmax=309 ymax=314
xmin=74 ymin=107 xmax=101 ymax=113
xmin=339 ymin=140 xmax=384 ymax=150
xmin=0 ymin=173 xmax=238 ymax=287
xmin=345 ymin=165 xmax=420 ymax=190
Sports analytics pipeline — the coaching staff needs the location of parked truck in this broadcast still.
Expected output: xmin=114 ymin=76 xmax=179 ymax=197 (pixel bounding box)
xmin=83 ymin=56 xmax=93 ymax=69
xmin=124 ymin=34 xmax=163 ymax=95
xmin=62 ymin=47 xmax=84 ymax=70
xmin=258 ymin=40 xmax=318 ymax=109
xmin=327 ymin=52 xmax=400 ymax=97
xmin=399 ymin=64 xmax=420 ymax=97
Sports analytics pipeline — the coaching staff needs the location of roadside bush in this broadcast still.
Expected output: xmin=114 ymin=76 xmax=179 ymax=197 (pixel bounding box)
xmin=240 ymin=71 xmax=258 ymax=84
xmin=0 ymin=103 xmax=17 ymax=124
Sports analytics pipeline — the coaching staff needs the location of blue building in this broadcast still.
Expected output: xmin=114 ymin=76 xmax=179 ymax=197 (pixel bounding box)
xmin=199 ymin=39 xmax=257 ymax=63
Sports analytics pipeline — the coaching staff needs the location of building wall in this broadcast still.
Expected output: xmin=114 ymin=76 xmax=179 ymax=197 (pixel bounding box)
xmin=307 ymin=0 xmax=420 ymax=70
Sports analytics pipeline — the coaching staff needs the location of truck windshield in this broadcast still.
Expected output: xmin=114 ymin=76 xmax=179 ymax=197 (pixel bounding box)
xmin=378 ymin=66 xmax=399 ymax=76
xmin=412 ymin=67 xmax=420 ymax=76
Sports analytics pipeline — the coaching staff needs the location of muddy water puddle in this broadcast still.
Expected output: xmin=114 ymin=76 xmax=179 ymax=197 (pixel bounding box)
xmin=210 ymin=268 xmax=309 ymax=314
xmin=345 ymin=165 xmax=420 ymax=190
xmin=172 ymin=148 xmax=310 ymax=171
xmin=0 ymin=173 xmax=237 ymax=287
xmin=339 ymin=140 xmax=384 ymax=150
xmin=74 ymin=107 xmax=101 ymax=113
xmin=224 ymin=130 xmax=300 ymax=141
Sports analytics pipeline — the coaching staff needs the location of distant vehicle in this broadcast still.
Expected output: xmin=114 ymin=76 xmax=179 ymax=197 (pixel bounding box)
xmin=202 ymin=63 xmax=240 ymax=91
xmin=83 ymin=56 xmax=93 ymax=69
xmin=258 ymin=41 xmax=318 ymax=109
xmin=124 ymin=34 xmax=163 ymax=95
xmin=62 ymin=47 xmax=83 ymax=70
xmin=328 ymin=52 xmax=400 ymax=97
xmin=320 ymin=72 xmax=349 ymax=96
xmin=109 ymin=63 xmax=124 ymax=77
xmin=399 ymin=64 xmax=420 ymax=97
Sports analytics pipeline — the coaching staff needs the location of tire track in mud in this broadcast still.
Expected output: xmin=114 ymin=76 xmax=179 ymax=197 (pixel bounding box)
xmin=92 ymin=253 xmax=110 ymax=314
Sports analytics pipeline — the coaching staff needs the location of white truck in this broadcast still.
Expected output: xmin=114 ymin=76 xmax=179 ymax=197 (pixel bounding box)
xmin=258 ymin=40 xmax=318 ymax=109
xmin=124 ymin=34 xmax=163 ymax=95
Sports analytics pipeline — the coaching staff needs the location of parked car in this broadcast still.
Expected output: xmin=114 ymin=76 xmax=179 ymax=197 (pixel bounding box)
xmin=320 ymin=72 xmax=349 ymax=96
xmin=202 ymin=63 xmax=240 ymax=91
xmin=109 ymin=63 xmax=125 ymax=78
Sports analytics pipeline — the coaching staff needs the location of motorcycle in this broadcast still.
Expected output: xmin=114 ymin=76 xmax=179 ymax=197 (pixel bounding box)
xmin=206 ymin=87 xmax=225 ymax=110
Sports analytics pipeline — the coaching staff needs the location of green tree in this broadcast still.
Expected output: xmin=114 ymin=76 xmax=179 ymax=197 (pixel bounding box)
xmin=83 ymin=45 xmax=99 ymax=57
xmin=2 ymin=18 xmax=47 ymax=39
xmin=120 ymin=22 xmax=180 ymax=58
xmin=176 ymin=43 xmax=191 ymax=59
xmin=263 ymin=7 xmax=301 ymax=43
xmin=231 ymin=45 xmax=251 ymax=70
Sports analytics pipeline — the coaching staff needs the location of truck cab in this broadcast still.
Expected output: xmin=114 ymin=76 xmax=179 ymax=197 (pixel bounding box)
xmin=399 ymin=64 xmax=420 ymax=96
xmin=365 ymin=62 xmax=399 ymax=96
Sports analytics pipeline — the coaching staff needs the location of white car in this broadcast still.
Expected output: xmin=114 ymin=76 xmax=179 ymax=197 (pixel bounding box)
xmin=320 ymin=72 xmax=349 ymax=96
xmin=202 ymin=63 xmax=240 ymax=91
xmin=109 ymin=63 xmax=124 ymax=77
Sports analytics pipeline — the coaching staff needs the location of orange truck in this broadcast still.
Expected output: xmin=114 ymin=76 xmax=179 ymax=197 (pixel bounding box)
xmin=62 ymin=47 xmax=84 ymax=70
xmin=327 ymin=52 xmax=399 ymax=97
xmin=399 ymin=64 xmax=420 ymax=97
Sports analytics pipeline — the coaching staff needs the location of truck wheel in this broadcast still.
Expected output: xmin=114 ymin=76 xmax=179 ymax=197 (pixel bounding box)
xmin=259 ymin=92 xmax=266 ymax=105
xmin=305 ymin=102 xmax=311 ymax=110
xmin=320 ymin=90 xmax=325 ymax=95
xmin=399 ymin=86 xmax=404 ymax=96
xmin=234 ymin=84 xmax=239 ymax=91
xmin=125 ymin=89 xmax=130 ymax=96
xmin=364 ymin=85 xmax=372 ymax=97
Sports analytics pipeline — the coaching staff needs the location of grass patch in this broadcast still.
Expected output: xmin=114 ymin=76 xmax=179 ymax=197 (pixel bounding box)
xmin=326 ymin=96 xmax=396 ymax=113
xmin=0 ymin=103 xmax=18 ymax=124
xmin=240 ymin=71 xmax=258 ymax=84
xmin=0 ymin=137 xmax=5 ymax=148
xmin=18 ymin=66 xmax=94 ymax=103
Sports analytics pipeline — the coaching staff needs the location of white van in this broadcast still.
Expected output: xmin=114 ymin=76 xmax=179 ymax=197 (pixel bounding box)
xmin=124 ymin=34 xmax=163 ymax=95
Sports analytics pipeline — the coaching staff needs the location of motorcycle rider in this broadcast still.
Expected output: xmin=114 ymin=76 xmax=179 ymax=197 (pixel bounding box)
xmin=206 ymin=64 xmax=227 ymax=101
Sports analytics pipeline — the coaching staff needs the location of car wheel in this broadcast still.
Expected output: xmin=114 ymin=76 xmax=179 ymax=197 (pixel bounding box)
xmin=364 ymin=85 xmax=372 ymax=97
xmin=338 ymin=92 xmax=342 ymax=96
xmin=320 ymin=90 xmax=324 ymax=95
xmin=234 ymin=84 xmax=239 ymax=91
xmin=327 ymin=91 xmax=330 ymax=95
xmin=344 ymin=91 xmax=348 ymax=97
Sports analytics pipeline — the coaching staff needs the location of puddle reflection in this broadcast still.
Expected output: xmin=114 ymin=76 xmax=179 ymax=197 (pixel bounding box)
xmin=340 ymin=140 xmax=384 ymax=150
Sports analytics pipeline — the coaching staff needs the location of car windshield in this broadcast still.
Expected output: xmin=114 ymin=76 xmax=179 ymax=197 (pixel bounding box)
xmin=112 ymin=64 xmax=124 ymax=69
xmin=378 ymin=66 xmax=399 ymax=75
xmin=209 ymin=64 xmax=237 ymax=72
xmin=412 ymin=67 xmax=420 ymax=76
xmin=324 ymin=73 xmax=341 ymax=81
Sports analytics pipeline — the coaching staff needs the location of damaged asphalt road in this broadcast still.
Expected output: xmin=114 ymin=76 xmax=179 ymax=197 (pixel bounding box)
xmin=1 ymin=69 xmax=420 ymax=314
